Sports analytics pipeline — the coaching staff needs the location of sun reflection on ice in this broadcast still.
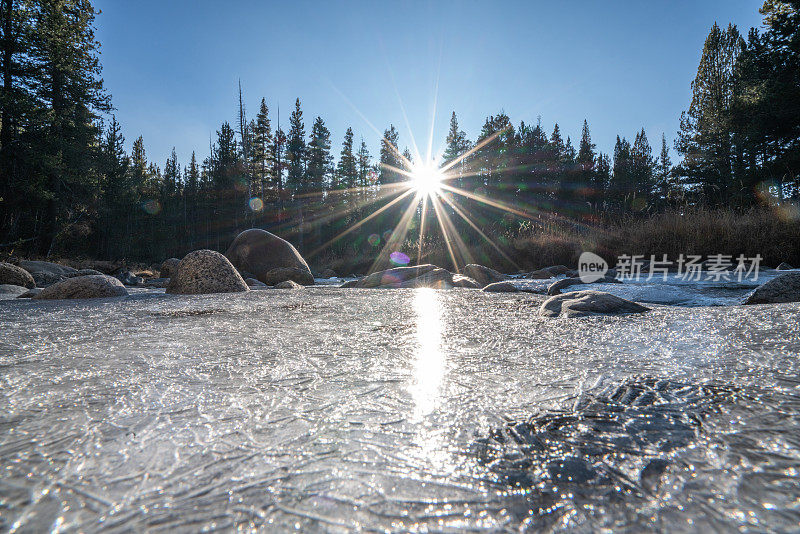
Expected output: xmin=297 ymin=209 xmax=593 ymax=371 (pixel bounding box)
xmin=410 ymin=288 xmax=446 ymax=421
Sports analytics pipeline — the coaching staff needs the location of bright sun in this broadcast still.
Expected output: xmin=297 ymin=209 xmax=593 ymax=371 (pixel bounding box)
xmin=409 ymin=161 xmax=444 ymax=197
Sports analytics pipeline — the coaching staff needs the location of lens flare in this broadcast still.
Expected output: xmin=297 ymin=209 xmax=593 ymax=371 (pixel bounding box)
xmin=390 ymin=251 xmax=410 ymax=266
xmin=248 ymin=197 xmax=264 ymax=212
xmin=409 ymin=160 xmax=443 ymax=197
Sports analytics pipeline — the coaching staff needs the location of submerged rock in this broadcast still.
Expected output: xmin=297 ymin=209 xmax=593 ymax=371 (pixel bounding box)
xmin=452 ymin=274 xmax=481 ymax=288
xmin=159 ymin=258 xmax=181 ymax=278
xmin=0 ymin=284 xmax=28 ymax=297
xmin=166 ymin=250 xmax=249 ymax=295
xmin=339 ymin=279 xmax=360 ymax=288
xmin=34 ymin=275 xmax=128 ymax=300
xmin=463 ymin=264 xmax=507 ymax=286
xmin=744 ymin=272 xmax=800 ymax=304
xmin=225 ymin=229 xmax=313 ymax=286
xmin=244 ymin=277 xmax=267 ymax=288
xmin=16 ymin=287 xmax=43 ymax=298
xmin=275 ymin=280 xmax=303 ymax=289
xmin=355 ymin=264 xmax=453 ymax=289
xmin=547 ymin=275 xmax=620 ymax=295
xmin=482 ymin=281 xmax=519 ymax=293
xmin=0 ymin=262 xmax=35 ymax=288
xmin=540 ymin=290 xmax=650 ymax=318
xmin=776 ymin=262 xmax=794 ymax=271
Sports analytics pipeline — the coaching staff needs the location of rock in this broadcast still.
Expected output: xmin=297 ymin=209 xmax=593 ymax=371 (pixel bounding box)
xmin=19 ymin=260 xmax=77 ymax=276
xmin=69 ymin=268 xmax=104 ymax=278
xmin=0 ymin=262 xmax=35 ymax=288
xmin=245 ymin=277 xmax=267 ymax=287
xmin=539 ymin=290 xmax=650 ymax=318
xmin=744 ymin=272 xmax=800 ymax=304
xmin=166 ymin=250 xmax=249 ymax=295
xmin=34 ymin=275 xmax=128 ymax=300
xmin=320 ymin=268 xmax=338 ymax=278
xmin=452 ymin=274 xmax=481 ymax=288
xmin=355 ymin=264 xmax=453 ymax=289
xmin=114 ymin=270 xmax=143 ymax=286
xmin=31 ymin=271 xmax=67 ymax=287
xmin=463 ymin=264 xmax=507 ymax=286
xmin=160 ymin=258 xmax=181 ymax=278
xmin=776 ymin=262 xmax=794 ymax=271
xmin=339 ymin=279 xmax=360 ymax=288
xmin=261 ymin=266 xmax=314 ymax=286
xmin=547 ymin=275 xmax=621 ymax=296
xmin=144 ymin=278 xmax=170 ymax=288
xmin=19 ymin=260 xmax=76 ymax=286
xmin=482 ymin=281 xmax=519 ymax=293
xmin=0 ymin=284 xmax=28 ymax=298
xmin=526 ymin=268 xmax=555 ymax=279
xmin=275 ymin=280 xmax=303 ymax=289
xmin=17 ymin=288 xmax=43 ymax=298
xmin=225 ymin=229 xmax=313 ymax=286
xmin=544 ymin=265 xmax=571 ymax=276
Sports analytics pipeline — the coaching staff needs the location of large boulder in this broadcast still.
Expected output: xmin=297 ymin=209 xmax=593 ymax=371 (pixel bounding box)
xmin=34 ymin=275 xmax=128 ymax=300
xmin=166 ymin=250 xmax=249 ymax=295
xmin=225 ymin=229 xmax=313 ymax=286
xmin=355 ymin=264 xmax=453 ymax=289
xmin=463 ymin=264 xmax=507 ymax=286
xmin=539 ymin=290 xmax=650 ymax=318
xmin=159 ymin=258 xmax=181 ymax=278
xmin=0 ymin=262 xmax=35 ymax=288
xmin=744 ymin=272 xmax=800 ymax=304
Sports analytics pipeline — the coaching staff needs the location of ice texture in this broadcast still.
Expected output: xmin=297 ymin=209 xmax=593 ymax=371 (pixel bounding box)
xmin=1 ymin=286 xmax=800 ymax=531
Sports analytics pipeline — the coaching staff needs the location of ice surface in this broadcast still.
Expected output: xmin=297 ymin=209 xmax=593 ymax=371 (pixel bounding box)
xmin=1 ymin=286 xmax=800 ymax=531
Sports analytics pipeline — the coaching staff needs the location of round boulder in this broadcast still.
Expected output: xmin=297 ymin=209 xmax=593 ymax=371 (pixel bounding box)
xmin=0 ymin=262 xmax=35 ymax=288
xmin=744 ymin=272 xmax=800 ymax=304
xmin=160 ymin=258 xmax=181 ymax=278
xmin=0 ymin=284 xmax=28 ymax=298
xmin=452 ymin=274 xmax=481 ymax=288
xmin=166 ymin=250 xmax=249 ymax=295
xmin=539 ymin=290 xmax=650 ymax=318
xmin=225 ymin=229 xmax=313 ymax=286
xmin=34 ymin=275 xmax=128 ymax=300
xmin=463 ymin=264 xmax=507 ymax=286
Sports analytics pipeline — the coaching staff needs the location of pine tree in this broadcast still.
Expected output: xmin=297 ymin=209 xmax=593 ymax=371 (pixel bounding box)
xmin=306 ymin=116 xmax=332 ymax=193
xmin=286 ymin=98 xmax=306 ymax=195
xmin=655 ymin=134 xmax=676 ymax=205
xmin=336 ymin=127 xmax=357 ymax=191
xmin=356 ymin=138 xmax=371 ymax=189
xmin=33 ymin=0 xmax=111 ymax=254
xmin=676 ymin=23 xmax=744 ymax=205
xmin=251 ymin=98 xmax=273 ymax=200
xmin=575 ymin=119 xmax=597 ymax=204
xmin=630 ymin=128 xmax=655 ymax=209
xmin=379 ymin=125 xmax=400 ymax=184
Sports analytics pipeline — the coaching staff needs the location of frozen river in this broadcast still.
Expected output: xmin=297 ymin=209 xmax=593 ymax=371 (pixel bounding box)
xmin=1 ymin=282 xmax=800 ymax=531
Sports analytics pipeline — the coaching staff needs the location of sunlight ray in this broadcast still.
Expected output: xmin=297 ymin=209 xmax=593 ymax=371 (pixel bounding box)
xmin=367 ymin=194 xmax=421 ymax=274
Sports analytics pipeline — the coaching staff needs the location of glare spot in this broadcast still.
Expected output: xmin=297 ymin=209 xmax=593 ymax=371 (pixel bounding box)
xmin=142 ymin=199 xmax=161 ymax=215
xmin=409 ymin=288 xmax=446 ymax=420
xmin=248 ymin=197 xmax=264 ymax=212
xmin=390 ymin=251 xmax=410 ymax=266
xmin=368 ymin=233 xmax=380 ymax=247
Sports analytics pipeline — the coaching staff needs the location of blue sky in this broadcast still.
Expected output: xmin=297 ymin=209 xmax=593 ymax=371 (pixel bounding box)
xmin=94 ymin=0 xmax=764 ymax=170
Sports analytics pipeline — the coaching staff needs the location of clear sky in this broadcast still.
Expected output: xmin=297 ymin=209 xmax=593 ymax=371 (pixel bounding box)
xmin=94 ymin=0 xmax=765 ymax=170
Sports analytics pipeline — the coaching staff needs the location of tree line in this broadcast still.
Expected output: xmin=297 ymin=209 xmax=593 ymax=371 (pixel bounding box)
xmin=1 ymin=0 xmax=798 ymax=266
